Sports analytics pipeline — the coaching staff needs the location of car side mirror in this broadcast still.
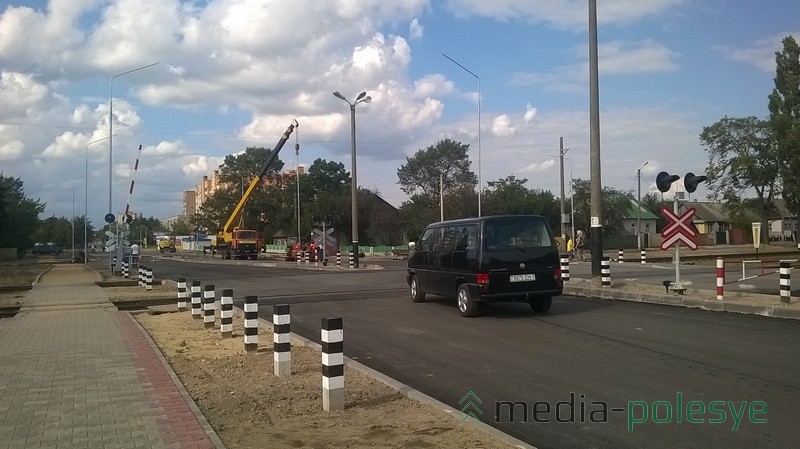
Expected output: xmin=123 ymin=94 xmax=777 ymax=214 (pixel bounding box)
xmin=408 ymin=242 xmax=416 ymax=250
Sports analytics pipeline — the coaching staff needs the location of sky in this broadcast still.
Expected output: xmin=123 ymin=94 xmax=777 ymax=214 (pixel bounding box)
xmin=1 ymin=0 xmax=798 ymax=227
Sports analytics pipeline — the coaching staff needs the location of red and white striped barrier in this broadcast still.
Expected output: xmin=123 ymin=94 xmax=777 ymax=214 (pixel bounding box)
xmin=716 ymin=257 xmax=724 ymax=300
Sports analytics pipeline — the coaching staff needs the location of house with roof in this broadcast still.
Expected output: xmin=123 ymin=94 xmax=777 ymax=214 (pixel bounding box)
xmin=769 ymin=199 xmax=798 ymax=241
xmin=622 ymin=199 xmax=658 ymax=237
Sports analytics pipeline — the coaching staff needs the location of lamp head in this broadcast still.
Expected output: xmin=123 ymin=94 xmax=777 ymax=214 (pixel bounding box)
xmin=361 ymin=96 xmax=372 ymax=104
xmin=333 ymin=91 xmax=346 ymax=101
xmin=356 ymin=91 xmax=367 ymax=101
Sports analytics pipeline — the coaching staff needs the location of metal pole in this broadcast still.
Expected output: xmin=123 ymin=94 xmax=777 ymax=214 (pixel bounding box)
xmin=349 ymin=103 xmax=359 ymax=269
xmin=85 ymin=144 xmax=88 ymax=264
xmin=296 ymin=138 xmax=301 ymax=244
xmin=673 ymin=194 xmax=682 ymax=291
xmin=637 ymin=161 xmax=648 ymax=250
xmin=72 ymin=182 xmax=75 ymax=260
xmin=440 ymin=173 xmax=444 ymax=221
xmin=442 ymin=53 xmax=481 ymax=217
xmin=559 ymin=137 xmax=566 ymax=248
xmin=588 ymin=0 xmax=603 ymax=282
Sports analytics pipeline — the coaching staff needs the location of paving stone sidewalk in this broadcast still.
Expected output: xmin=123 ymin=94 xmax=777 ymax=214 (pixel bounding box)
xmin=0 ymin=264 xmax=224 ymax=449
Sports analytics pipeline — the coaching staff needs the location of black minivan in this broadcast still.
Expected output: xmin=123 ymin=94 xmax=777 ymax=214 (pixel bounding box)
xmin=406 ymin=215 xmax=563 ymax=317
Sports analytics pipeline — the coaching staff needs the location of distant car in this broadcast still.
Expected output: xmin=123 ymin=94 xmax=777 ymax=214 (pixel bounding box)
xmin=31 ymin=242 xmax=63 ymax=255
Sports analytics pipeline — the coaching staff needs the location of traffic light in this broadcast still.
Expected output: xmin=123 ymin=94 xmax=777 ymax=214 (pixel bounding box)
xmin=656 ymin=171 xmax=680 ymax=193
xmin=684 ymin=172 xmax=707 ymax=193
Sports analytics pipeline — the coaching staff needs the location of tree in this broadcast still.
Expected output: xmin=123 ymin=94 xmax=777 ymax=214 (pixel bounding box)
xmin=0 ymin=175 xmax=44 ymax=256
xmin=482 ymin=176 xmax=559 ymax=228
xmin=639 ymin=192 xmax=670 ymax=232
xmin=571 ymin=178 xmax=632 ymax=235
xmin=397 ymin=138 xmax=477 ymax=204
xmin=768 ymin=35 xmax=800 ymax=241
xmin=700 ymin=116 xmax=781 ymax=242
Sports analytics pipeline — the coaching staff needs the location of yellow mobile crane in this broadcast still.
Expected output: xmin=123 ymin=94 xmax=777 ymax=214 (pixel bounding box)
xmin=212 ymin=120 xmax=298 ymax=259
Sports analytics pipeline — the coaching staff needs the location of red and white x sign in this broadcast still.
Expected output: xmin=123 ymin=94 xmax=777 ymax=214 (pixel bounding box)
xmin=660 ymin=206 xmax=698 ymax=251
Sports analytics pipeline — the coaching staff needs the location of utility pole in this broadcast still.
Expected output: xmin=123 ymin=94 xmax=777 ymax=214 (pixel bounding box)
xmin=440 ymin=173 xmax=444 ymax=222
xmin=559 ymin=137 xmax=568 ymax=249
xmin=588 ymin=0 xmax=604 ymax=282
xmin=637 ymin=161 xmax=648 ymax=249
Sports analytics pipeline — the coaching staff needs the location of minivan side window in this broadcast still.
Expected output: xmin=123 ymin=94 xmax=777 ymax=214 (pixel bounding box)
xmin=454 ymin=225 xmax=478 ymax=252
xmin=418 ymin=228 xmax=436 ymax=251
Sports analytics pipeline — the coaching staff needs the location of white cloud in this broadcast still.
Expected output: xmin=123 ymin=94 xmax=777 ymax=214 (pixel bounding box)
xmin=492 ymin=114 xmax=515 ymax=136
xmin=409 ymin=18 xmax=424 ymax=39
xmin=0 ymin=140 xmax=24 ymax=161
xmin=715 ymin=31 xmax=800 ymax=73
xmin=520 ymin=159 xmax=556 ymax=173
xmin=523 ymin=104 xmax=538 ymax=123
xmin=413 ymin=74 xmax=455 ymax=98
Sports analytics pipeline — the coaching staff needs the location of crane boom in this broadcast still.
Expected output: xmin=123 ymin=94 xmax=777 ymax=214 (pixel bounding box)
xmin=214 ymin=120 xmax=298 ymax=259
xmin=222 ymin=120 xmax=298 ymax=234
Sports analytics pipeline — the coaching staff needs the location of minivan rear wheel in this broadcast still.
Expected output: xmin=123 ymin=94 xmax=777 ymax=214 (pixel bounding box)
xmin=530 ymin=296 xmax=552 ymax=313
xmin=457 ymin=284 xmax=481 ymax=317
xmin=410 ymin=275 xmax=425 ymax=302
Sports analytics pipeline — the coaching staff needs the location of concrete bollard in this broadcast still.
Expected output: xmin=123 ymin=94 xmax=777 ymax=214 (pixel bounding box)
xmin=305 ymin=250 xmax=309 ymax=265
xmin=716 ymin=258 xmax=724 ymax=301
xmin=220 ymin=289 xmax=233 ymax=338
xmin=191 ymin=281 xmax=202 ymax=319
xmin=780 ymin=261 xmax=791 ymax=304
xmin=349 ymin=251 xmax=354 ymax=269
xmin=122 ymin=260 xmax=129 ymax=278
xmin=138 ymin=266 xmax=143 ymax=287
xmin=641 ymin=249 xmax=647 ymax=265
xmin=601 ymin=257 xmax=611 ymax=287
xmin=203 ymin=285 xmax=215 ymax=329
xmin=322 ymin=317 xmax=344 ymax=411
xmin=177 ymin=277 xmax=187 ymax=311
xmin=146 ymin=266 xmax=153 ymax=291
xmin=112 ymin=256 xmax=117 ymax=274
xmin=244 ymin=295 xmax=258 ymax=353
xmin=618 ymin=249 xmax=624 ymax=264
xmin=560 ymin=255 xmax=570 ymax=281
xmin=336 ymin=251 xmax=341 ymax=267
xmin=273 ymin=304 xmax=291 ymax=377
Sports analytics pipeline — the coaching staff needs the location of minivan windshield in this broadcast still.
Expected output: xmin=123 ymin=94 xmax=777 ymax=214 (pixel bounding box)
xmin=484 ymin=218 xmax=553 ymax=249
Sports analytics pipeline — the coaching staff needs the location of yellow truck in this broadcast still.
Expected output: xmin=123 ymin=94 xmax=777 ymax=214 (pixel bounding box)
xmin=157 ymin=237 xmax=176 ymax=253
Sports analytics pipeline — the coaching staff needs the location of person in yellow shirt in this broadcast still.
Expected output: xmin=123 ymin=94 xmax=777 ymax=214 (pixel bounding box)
xmin=567 ymin=237 xmax=574 ymax=260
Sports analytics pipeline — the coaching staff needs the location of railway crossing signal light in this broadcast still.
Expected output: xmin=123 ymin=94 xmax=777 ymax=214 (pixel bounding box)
xmin=656 ymin=171 xmax=680 ymax=193
xmin=684 ymin=172 xmax=707 ymax=193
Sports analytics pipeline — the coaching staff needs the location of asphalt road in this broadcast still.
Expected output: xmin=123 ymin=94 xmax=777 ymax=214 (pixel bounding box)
xmin=147 ymin=257 xmax=800 ymax=449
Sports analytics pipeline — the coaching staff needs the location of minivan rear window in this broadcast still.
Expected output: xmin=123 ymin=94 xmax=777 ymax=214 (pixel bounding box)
xmin=485 ymin=218 xmax=553 ymax=249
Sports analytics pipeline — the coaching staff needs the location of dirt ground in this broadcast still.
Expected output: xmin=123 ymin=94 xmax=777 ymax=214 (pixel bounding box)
xmin=0 ymin=260 xmax=518 ymax=449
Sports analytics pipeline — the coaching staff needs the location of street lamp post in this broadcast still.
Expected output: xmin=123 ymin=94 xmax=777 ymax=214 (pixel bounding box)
xmin=86 ymin=135 xmax=114 ymax=264
xmin=442 ymin=53 xmax=481 ymax=217
xmin=637 ymin=161 xmax=649 ymax=250
xmin=333 ymin=90 xmax=372 ymax=269
xmin=109 ymin=62 xmax=158 ymax=217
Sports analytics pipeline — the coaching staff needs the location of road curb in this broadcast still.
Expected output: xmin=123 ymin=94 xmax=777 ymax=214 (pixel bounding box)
xmin=563 ymin=283 xmax=798 ymax=320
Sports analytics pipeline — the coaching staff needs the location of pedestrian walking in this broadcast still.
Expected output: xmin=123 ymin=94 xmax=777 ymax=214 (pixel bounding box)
xmin=130 ymin=242 xmax=140 ymax=270
xmin=575 ymin=230 xmax=585 ymax=262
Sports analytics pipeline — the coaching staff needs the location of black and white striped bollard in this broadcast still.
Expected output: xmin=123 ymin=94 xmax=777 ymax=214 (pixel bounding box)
xmin=780 ymin=261 xmax=791 ymax=304
xmin=641 ymin=249 xmax=647 ymax=264
xmin=601 ymin=257 xmax=611 ymax=287
xmin=349 ymin=250 xmax=354 ymax=269
xmin=138 ymin=266 xmax=143 ymax=287
xmin=112 ymin=256 xmax=117 ymax=274
xmin=322 ymin=317 xmax=344 ymax=411
xmin=618 ymin=249 xmax=624 ymax=264
xmin=191 ymin=281 xmax=202 ymax=319
xmin=146 ymin=266 xmax=153 ymax=291
xmin=244 ymin=295 xmax=258 ymax=353
xmin=336 ymin=251 xmax=341 ymax=267
xmin=203 ymin=285 xmax=215 ymax=329
xmin=122 ymin=260 xmax=129 ymax=278
xmin=220 ymin=289 xmax=233 ymax=338
xmin=560 ymin=254 xmax=570 ymax=281
xmin=177 ymin=277 xmax=187 ymax=311
xmin=273 ymin=304 xmax=291 ymax=377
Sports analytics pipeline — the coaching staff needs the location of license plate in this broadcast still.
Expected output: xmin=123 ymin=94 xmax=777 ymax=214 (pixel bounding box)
xmin=509 ymin=274 xmax=536 ymax=283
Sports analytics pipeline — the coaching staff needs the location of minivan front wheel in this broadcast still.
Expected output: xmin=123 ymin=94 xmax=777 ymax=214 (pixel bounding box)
xmin=457 ymin=285 xmax=481 ymax=317
xmin=530 ymin=296 xmax=552 ymax=313
xmin=410 ymin=275 xmax=426 ymax=303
